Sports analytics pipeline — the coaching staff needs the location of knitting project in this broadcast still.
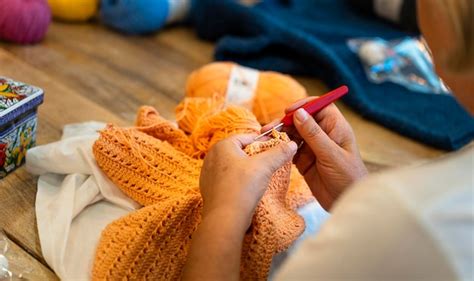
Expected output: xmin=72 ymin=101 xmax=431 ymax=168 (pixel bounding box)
xmin=92 ymin=97 xmax=314 ymax=280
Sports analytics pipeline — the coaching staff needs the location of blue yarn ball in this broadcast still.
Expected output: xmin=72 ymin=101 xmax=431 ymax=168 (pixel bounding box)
xmin=100 ymin=0 xmax=170 ymax=34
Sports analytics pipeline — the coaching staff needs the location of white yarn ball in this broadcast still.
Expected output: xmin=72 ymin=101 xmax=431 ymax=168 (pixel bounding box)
xmin=358 ymin=41 xmax=387 ymax=65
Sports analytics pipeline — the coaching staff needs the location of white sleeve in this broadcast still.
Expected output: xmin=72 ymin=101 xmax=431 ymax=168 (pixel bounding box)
xmin=274 ymin=174 xmax=458 ymax=281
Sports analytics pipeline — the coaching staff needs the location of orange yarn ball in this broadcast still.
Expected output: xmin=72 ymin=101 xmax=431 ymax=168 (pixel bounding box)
xmin=185 ymin=62 xmax=308 ymax=124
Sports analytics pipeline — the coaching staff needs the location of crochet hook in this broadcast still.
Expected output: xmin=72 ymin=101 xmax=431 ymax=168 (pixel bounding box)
xmin=255 ymin=85 xmax=349 ymax=140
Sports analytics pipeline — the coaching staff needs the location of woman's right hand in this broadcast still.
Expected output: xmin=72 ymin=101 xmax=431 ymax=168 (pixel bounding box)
xmin=262 ymin=97 xmax=368 ymax=211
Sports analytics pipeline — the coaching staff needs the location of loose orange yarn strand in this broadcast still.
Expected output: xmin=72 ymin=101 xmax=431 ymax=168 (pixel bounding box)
xmin=175 ymin=94 xmax=224 ymax=135
xmin=191 ymin=105 xmax=260 ymax=158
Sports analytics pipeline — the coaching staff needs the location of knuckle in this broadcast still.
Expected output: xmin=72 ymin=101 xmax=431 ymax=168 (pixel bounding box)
xmin=206 ymin=147 xmax=218 ymax=158
xmin=279 ymin=143 xmax=293 ymax=157
xmin=213 ymin=139 xmax=228 ymax=150
xmin=305 ymin=123 xmax=322 ymax=139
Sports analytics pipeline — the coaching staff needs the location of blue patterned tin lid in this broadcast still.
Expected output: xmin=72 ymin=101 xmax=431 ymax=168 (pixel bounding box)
xmin=0 ymin=77 xmax=44 ymax=127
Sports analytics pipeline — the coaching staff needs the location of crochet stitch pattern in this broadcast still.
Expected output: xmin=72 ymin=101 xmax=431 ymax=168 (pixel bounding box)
xmin=92 ymin=97 xmax=314 ymax=280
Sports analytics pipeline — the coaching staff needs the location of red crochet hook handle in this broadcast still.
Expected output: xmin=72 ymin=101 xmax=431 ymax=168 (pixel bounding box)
xmin=281 ymin=85 xmax=349 ymax=126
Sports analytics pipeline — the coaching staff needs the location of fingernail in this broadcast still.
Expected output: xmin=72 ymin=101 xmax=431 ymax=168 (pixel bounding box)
xmin=295 ymin=108 xmax=308 ymax=123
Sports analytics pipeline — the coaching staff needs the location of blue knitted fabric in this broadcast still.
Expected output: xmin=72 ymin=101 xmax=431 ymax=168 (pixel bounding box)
xmin=190 ymin=0 xmax=474 ymax=150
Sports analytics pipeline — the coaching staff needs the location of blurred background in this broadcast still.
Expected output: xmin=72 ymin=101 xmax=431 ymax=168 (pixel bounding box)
xmin=0 ymin=0 xmax=472 ymax=279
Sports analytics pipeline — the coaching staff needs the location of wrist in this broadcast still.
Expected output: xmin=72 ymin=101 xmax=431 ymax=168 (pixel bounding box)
xmin=202 ymin=206 xmax=252 ymax=235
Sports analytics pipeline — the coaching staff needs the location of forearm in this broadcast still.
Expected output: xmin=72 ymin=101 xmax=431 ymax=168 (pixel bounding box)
xmin=182 ymin=208 xmax=248 ymax=281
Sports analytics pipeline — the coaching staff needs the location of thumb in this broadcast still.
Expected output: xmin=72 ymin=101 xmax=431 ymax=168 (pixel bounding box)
xmin=252 ymin=141 xmax=298 ymax=173
xmin=293 ymin=108 xmax=337 ymax=157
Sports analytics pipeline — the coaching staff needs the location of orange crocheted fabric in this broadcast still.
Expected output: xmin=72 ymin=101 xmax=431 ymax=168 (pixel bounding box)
xmin=92 ymin=97 xmax=314 ymax=280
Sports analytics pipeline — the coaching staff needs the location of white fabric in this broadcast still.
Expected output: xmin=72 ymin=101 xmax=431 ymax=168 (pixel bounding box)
xmin=27 ymin=122 xmax=326 ymax=280
xmin=275 ymin=144 xmax=474 ymax=281
xmin=26 ymin=122 xmax=141 ymax=281
xmin=270 ymin=201 xmax=329 ymax=280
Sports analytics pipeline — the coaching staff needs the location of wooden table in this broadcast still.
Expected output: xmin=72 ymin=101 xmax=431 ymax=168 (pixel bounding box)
xmin=0 ymin=22 xmax=444 ymax=280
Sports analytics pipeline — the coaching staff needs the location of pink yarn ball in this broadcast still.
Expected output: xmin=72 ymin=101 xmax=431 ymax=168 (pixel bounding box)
xmin=0 ymin=0 xmax=51 ymax=44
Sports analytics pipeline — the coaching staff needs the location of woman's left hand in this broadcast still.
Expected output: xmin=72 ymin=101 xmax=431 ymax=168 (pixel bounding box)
xmin=183 ymin=134 xmax=297 ymax=281
xmin=200 ymin=134 xmax=298 ymax=231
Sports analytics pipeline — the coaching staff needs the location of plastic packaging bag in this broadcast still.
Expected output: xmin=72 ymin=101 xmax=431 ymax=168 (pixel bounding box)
xmin=348 ymin=37 xmax=451 ymax=95
xmin=0 ymin=231 xmax=32 ymax=280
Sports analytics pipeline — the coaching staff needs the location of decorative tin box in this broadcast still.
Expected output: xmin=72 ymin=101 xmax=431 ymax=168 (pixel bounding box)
xmin=0 ymin=77 xmax=44 ymax=179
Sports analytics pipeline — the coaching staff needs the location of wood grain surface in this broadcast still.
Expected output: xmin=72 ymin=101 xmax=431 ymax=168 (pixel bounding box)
xmin=1 ymin=234 xmax=57 ymax=280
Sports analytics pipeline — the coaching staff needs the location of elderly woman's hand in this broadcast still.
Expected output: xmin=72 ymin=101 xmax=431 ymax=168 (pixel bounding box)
xmin=262 ymin=98 xmax=367 ymax=211
xmin=199 ymin=134 xmax=297 ymax=230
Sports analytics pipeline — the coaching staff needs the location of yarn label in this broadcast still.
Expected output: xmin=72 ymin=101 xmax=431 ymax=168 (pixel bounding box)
xmin=226 ymin=65 xmax=259 ymax=109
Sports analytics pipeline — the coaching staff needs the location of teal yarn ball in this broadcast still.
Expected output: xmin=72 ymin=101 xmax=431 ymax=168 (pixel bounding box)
xmin=101 ymin=0 xmax=170 ymax=34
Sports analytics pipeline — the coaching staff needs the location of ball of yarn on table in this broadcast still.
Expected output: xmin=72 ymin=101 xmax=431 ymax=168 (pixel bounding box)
xmin=100 ymin=0 xmax=190 ymax=34
xmin=48 ymin=0 xmax=98 ymax=21
xmin=0 ymin=0 xmax=51 ymax=44
xmin=185 ymin=62 xmax=308 ymax=125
